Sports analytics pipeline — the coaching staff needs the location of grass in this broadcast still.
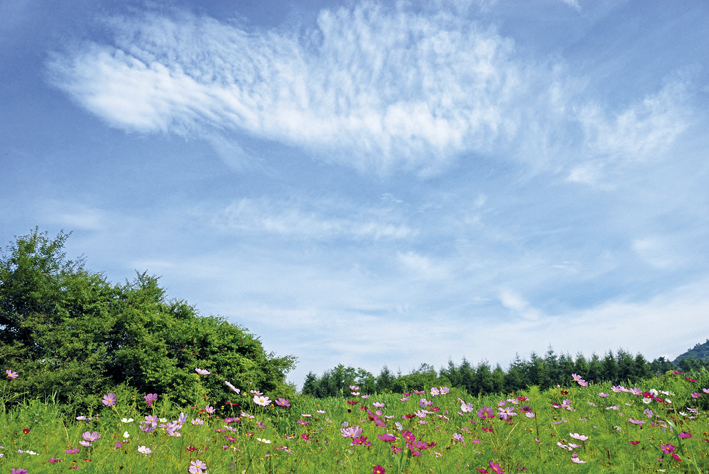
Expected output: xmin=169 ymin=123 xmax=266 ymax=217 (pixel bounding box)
xmin=1 ymin=370 xmax=708 ymax=473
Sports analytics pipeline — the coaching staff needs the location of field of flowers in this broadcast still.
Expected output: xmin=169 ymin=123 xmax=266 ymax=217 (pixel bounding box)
xmin=1 ymin=368 xmax=708 ymax=473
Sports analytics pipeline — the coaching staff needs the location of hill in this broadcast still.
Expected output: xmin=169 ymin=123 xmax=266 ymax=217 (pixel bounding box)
xmin=674 ymin=339 xmax=709 ymax=364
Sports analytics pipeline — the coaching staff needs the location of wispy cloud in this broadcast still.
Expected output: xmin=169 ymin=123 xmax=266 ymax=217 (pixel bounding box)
xmin=212 ymin=197 xmax=414 ymax=241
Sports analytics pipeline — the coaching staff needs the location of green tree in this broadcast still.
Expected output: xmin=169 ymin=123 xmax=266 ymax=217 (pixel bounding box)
xmin=0 ymin=228 xmax=296 ymax=411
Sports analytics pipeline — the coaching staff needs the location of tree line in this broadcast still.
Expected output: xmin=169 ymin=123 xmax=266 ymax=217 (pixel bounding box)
xmin=301 ymin=349 xmax=701 ymax=398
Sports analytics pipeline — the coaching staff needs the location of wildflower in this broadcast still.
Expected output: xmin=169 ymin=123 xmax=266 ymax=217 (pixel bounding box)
xmin=349 ymin=385 xmax=359 ymax=391
xmin=461 ymin=402 xmax=474 ymax=413
xmin=430 ymin=387 xmax=440 ymax=396
xmin=83 ymin=431 xmax=101 ymax=442
xmin=373 ymin=465 xmax=386 ymax=474
xmin=352 ymin=436 xmax=372 ymax=447
xmin=611 ymin=385 xmax=623 ymax=392
xmin=525 ymin=412 xmax=535 ymax=418
xmin=250 ymin=389 xmax=263 ymax=395
xmin=189 ymin=459 xmax=207 ymax=473
xmin=195 ymin=368 xmax=210 ymax=375
xmin=572 ymin=373 xmax=582 ymax=382
xmin=571 ymin=454 xmax=586 ymax=464
xmin=477 ymin=469 xmax=489 ymax=473
xmin=453 ymin=433 xmax=464 ymax=443
xmin=11 ymin=469 xmax=28 ymax=474
xmin=628 ymin=418 xmax=644 ymax=426
xmin=362 ymin=394 xmax=370 ymax=399
xmin=477 ymin=406 xmax=494 ymax=419
xmin=138 ymin=445 xmax=152 ymax=455
xmin=225 ymin=381 xmax=240 ymax=393
xmin=679 ymin=432 xmax=692 ymax=439
xmin=598 ymin=392 xmax=609 ymax=398
xmin=419 ymin=398 xmax=432 ymax=408
xmin=691 ymin=392 xmax=701 ymax=399
xmin=6 ymin=369 xmax=18 ymax=379
xmin=22 ymin=428 xmax=30 ymax=434
xmin=630 ymin=441 xmax=640 ymax=445
xmin=102 ymin=393 xmax=116 ymax=406
xmin=660 ymin=443 xmax=675 ymax=454
xmin=49 ymin=458 xmax=62 ymax=463
xmin=114 ymin=442 xmax=123 ymax=449
xmin=253 ymin=395 xmax=271 ymax=406
xmin=66 ymin=448 xmax=80 ymax=454
xmin=402 ymin=430 xmax=416 ymax=442
xmin=498 ymin=407 xmax=517 ymax=420
xmin=672 ymin=453 xmax=681 ymax=462
xmin=121 ymin=418 xmax=133 ymax=423
xmin=341 ymin=426 xmax=363 ymax=438
xmin=191 ymin=418 xmax=204 ymax=425
xmin=400 ymin=397 xmax=409 ymax=401
xmin=256 ymin=438 xmax=271 ymax=444
xmin=440 ymin=387 xmax=450 ymax=394
xmin=378 ymin=433 xmax=396 ymax=442
xmin=489 ymin=460 xmax=505 ymax=473
xmin=205 ymin=405 xmax=215 ymax=414
xmin=317 ymin=409 xmax=326 ymax=414
xmin=122 ymin=431 xmax=130 ymax=439
xmin=372 ymin=402 xmax=385 ymax=408
xmin=686 ymin=377 xmax=697 ymax=382
xmin=275 ymin=398 xmax=290 ymax=407
xmin=144 ymin=393 xmax=157 ymax=406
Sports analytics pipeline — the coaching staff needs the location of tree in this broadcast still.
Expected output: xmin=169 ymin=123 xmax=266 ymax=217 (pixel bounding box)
xmin=0 ymin=228 xmax=296 ymax=411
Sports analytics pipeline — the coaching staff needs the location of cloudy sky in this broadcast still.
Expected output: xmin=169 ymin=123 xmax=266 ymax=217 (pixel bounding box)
xmin=2 ymin=0 xmax=709 ymax=388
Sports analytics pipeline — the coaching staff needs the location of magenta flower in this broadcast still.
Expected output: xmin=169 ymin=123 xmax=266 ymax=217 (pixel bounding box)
xmin=102 ymin=393 xmax=116 ymax=406
xmin=275 ymin=398 xmax=290 ymax=407
xmin=5 ymin=369 xmax=18 ymax=379
xmin=11 ymin=469 xmax=28 ymax=474
xmin=489 ymin=460 xmax=505 ymax=474
xmin=373 ymin=465 xmax=386 ymax=474
xmin=378 ymin=433 xmax=396 ymax=442
xmin=660 ymin=443 xmax=675 ymax=454
xmin=678 ymin=432 xmax=692 ymax=439
xmin=49 ymin=457 xmax=62 ymax=463
xmin=691 ymin=392 xmax=701 ymax=399
xmin=402 ymin=430 xmax=415 ymax=442
xmin=477 ymin=406 xmax=494 ymax=420
xmin=66 ymin=448 xmax=80 ymax=454
xmin=144 ymin=393 xmax=157 ymax=406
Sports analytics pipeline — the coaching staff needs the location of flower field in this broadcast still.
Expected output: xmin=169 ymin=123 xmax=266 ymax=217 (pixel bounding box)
xmin=1 ymin=369 xmax=709 ymax=473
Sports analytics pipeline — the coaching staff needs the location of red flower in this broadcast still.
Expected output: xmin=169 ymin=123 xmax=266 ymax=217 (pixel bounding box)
xmin=22 ymin=428 xmax=30 ymax=434
xmin=186 ymin=446 xmax=196 ymax=452
xmin=560 ymin=390 xmax=569 ymax=395
xmin=630 ymin=441 xmax=640 ymax=445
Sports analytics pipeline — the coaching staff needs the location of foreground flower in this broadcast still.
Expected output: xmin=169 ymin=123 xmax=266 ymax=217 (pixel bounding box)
xmin=489 ymin=460 xmax=504 ymax=474
xmin=225 ymin=380 xmax=240 ymax=393
xmin=189 ymin=459 xmax=207 ymax=473
xmin=275 ymin=398 xmax=290 ymax=407
xmin=253 ymin=395 xmax=271 ymax=406
xmin=82 ymin=431 xmax=101 ymax=442
xmin=6 ymin=369 xmax=18 ymax=379
xmin=144 ymin=393 xmax=157 ymax=406
xmin=341 ymin=426 xmax=363 ymax=438
xmin=102 ymin=393 xmax=116 ymax=406
xmin=138 ymin=446 xmax=152 ymax=455
xmin=373 ymin=464 xmax=386 ymax=474
xmin=11 ymin=469 xmax=28 ymax=474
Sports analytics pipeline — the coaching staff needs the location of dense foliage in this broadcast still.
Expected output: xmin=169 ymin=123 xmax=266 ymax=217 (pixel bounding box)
xmin=302 ymin=349 xmax=687 ymax=399
xmin=0 ymin=228 xmax=296 ymax=411
xmin=675 ymin=339 xmax=709 ymax=365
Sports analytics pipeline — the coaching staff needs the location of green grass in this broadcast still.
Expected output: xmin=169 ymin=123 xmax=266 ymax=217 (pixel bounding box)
xmin=1 ymin=371 xmax=708 ymax=473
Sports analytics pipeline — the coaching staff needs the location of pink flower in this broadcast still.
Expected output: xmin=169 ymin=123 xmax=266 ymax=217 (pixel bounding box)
xmin=102 ymin=393 xmax=116 ymax=406
xmin=477 ymin=406 xmax=494 ymax=420
xmin=195 ymin=368 xmax=210 ymax=375
xmin=489 ymin=460 xmax=505 ymax=473
xmin=692 ymin=392 xmax=701 ymax=399
xmin=49 ymin=458 xmax=62 ymax=463
xmin=685 ymin=377 xmax=696 ymax=382
xmin=225 ymin=381 xmax=240 ymax=393
xmin=341 ymin=426 xmax=363 ymax=438
xmin=82 ymin=431 xmax=101 ymax=442
xmin=569 ymin=433 xmax=588 ymax=442
xmin=5 ymin=369 xmax=18 ymax=379
xmin=660 ymin=443 xmax=675 ymax=454
xmin=402 ymin=430 xmax=415 ymax=442
xmin=678 ymin=432 xmax=691 ymax=439
xmin=275 ymin=398 xmax=290 ymax=407
xmin=373 ymin=465 xmax=386 ymax=474
xmin=66 ymin=448 xmax=80 ymax=454
xmin=144 ymin=393 xmax=157 ymax=406
xmin=477 ymin=469 xmax=489 ymax=473
xmin=378 ymin=433 xmax=396 ymax=442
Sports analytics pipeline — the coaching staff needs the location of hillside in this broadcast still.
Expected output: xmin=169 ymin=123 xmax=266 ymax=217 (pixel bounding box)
xmin=674 ymin=339 xmax=709 ymax=363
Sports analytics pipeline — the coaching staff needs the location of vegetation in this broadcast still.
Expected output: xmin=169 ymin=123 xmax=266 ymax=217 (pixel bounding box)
xmin=0 ymin=228 xmax=296 ymax=412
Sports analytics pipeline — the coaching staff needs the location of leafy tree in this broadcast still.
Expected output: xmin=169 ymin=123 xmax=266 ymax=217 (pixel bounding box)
xmin=375 ymin=365 xmax=395 ymax=393
xmin=0 ymin=228 xmax=296 ymax=411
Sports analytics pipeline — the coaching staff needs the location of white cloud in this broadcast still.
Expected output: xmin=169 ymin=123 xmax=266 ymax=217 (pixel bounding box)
xmin=559 ymin=0 xmax=581 ymax=11
xmin=212 ymin=197 xmax=414 ymax=241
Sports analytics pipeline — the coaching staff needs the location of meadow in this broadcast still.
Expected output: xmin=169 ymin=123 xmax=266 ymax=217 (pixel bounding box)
xmin=1 ymin=368 xmax=708 ymax=474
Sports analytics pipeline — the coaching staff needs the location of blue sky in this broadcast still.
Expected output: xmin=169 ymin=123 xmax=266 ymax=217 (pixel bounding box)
xmin=2 ymin=0 xmax=709 ymax=388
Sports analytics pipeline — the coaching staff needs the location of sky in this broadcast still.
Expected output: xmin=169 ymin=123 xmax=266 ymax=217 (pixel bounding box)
xmin=2 ymin=0 xmax=709 ymax=389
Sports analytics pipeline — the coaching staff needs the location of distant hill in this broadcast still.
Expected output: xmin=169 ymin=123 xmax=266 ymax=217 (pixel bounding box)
xmin=674 ymin=339 xmax=709 ymax=364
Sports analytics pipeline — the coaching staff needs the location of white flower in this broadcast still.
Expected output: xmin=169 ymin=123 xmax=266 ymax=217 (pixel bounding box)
xmin=122 ymin=418 xmax=134 ymax=423
xmin=138 ymin=445 xmax=152 ymax=454
xmin=159 ymin=418 xmax=167 ymax=423
xmin=123 ymin=431 xmax=130 ymax=438
xmin=665 ymin=399 xmax=672 ymax=404
xmin=253 ymin=395 xmax=271 ymax=406
xmin=256 ymin=438 xmax=272 ymax=444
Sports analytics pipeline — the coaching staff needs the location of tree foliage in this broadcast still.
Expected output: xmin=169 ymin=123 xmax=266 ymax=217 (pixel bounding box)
xmin=0 ymin=228 xmax=296 ymax=411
